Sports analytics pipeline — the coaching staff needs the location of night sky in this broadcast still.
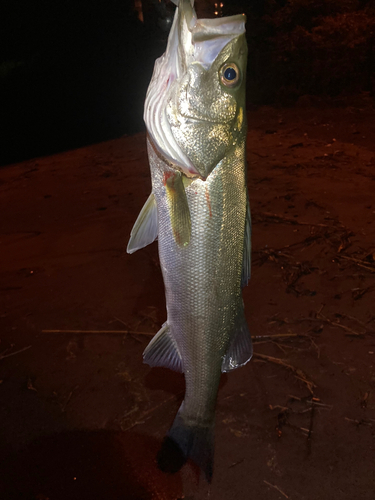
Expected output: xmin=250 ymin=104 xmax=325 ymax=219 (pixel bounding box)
xmin=1 ymin=1 xmax=167 ymax=166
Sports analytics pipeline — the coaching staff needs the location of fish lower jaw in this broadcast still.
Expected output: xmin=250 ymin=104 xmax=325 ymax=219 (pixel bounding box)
xmin=179 ymin=114 xmax=231 ymax=127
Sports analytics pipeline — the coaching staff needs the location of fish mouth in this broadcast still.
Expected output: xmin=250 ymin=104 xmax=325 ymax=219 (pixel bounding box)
xmin=180 ymin=114 xmax=223 ymax=126
xmin=144 ymin=1 xmax=246 ymax=177
xmin=177 ymin=1 xmax=246 ymax=68
xmin=177 ymin=0 xmax=246 ymax=33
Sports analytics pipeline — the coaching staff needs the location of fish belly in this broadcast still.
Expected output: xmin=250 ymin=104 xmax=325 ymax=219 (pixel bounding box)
xmin=148 ymin=137 xmax=247 ymax=424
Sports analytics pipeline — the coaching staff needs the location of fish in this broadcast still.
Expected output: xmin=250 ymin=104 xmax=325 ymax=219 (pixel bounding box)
xmin=127 ymin=0 xmax=252 ymax=482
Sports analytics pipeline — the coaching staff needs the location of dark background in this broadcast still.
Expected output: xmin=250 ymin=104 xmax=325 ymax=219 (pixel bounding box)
xmin=1 ymin=0 xmax=375 ymax=166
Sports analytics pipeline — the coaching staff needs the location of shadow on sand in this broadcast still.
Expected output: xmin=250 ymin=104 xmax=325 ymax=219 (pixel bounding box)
xmin=0 ymin=429 xmax=183 ymax=500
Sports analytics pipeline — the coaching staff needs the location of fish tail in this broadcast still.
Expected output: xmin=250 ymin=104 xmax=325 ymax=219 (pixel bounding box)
xmin=157 ymin=406 xmax=214 ymax=482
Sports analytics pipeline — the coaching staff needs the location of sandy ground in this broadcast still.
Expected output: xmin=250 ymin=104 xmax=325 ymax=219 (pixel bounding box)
xmin=1 ymin=102 xmax=375 ymax=499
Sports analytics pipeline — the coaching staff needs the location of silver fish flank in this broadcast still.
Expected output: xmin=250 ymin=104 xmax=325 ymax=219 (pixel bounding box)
xmin=127 ymin=0 xmax=252 ymax=481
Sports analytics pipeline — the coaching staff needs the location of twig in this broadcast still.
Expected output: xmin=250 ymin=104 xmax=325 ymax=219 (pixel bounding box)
xmin=61 ymin=391 xmax=73 ymax=412
xmin=253 ymin=333 xmax=309 ymax=340
xmin=309 ymin=337 xmax=321 ymax=358
xmin=114 ymin=317 xmax=147 ymax=343
xmin=253 ymin=211 xmax=338 ymax=228
xmin=294 ymin=375 xmax=315 ymax=392
xmin=308 ymin=401 xmax=332 ymax=409
xmin=317 ymin=312 xmax=365 ymax=336
xmin=272 ymin=309 xmax=369 ymax=337
xmin=114 ymin=317 xmax=129 ymax=327
xmin=272 ymin=341 xmax=288 ymax=354
xmin=300 ymin=427 xmax=311 ymax=435
xmin=229 ymin=458 xmax=245 ymax=469
xmin=269 ymin=405 xmax=289 ymax=412
xmin=341 ymin=314 xmax=375 ymax=333
xmin=253 ymin=352 xmax=316 ymax=394
xmin=345 ymin=417 xmax=373 ymax=427
xmin=61 ymin=385 xmax=79 ymax=412
xmin=0 ymin=345 xmax=31 ymax=360
xmin=268 ymin=312 xmax=325 ymax=327
xmin=121 ymin=392 xmax=183 ymax=432
xmin=251 ymin=151 xmax=269 ymax=158
xmin=27 ymin=377 xmax=37 ymax=392
xmin=41 ymin=329 xmax=154 ymax=336
xmin=253 ymin=235 xmax=323 ymax=263
xmin=308 ymin=401 xmax=315 ymax=441
xmin=299 ymin=408 xmax=313 ymax=414
xmin=338 ymin=255 xmax=375 ymax=273
xmin=289 ymin=395 xmax=301 ymax=401
xmin=264 ymin=480 xmax=289 ymax=499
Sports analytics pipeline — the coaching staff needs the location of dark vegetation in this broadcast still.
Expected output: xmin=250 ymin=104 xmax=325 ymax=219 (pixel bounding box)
xmin=0 ymin=0 xmax=166 ymax=166
xmin=1 ymin=0 xmax=375 ymax=166
xmin=246 ymin=0 xmax=375 ymax=103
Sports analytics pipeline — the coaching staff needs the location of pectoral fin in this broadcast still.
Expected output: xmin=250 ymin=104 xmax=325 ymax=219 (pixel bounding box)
xmin=241 ymin=196 xmax=252 ymax=287
xmin=221 ymin=309 xmax=252 ymax=372
xmin=164 ymin=171 xmax=191 ymax=248
xmin=127 ymin=193 xmax=158 ymax=254
xmin=143 ymin=322 xmax=183 ymax=373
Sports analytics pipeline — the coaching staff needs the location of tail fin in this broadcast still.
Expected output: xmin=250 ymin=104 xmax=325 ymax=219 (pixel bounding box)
xmin=157 ymin=408 xmax=214 ymax=482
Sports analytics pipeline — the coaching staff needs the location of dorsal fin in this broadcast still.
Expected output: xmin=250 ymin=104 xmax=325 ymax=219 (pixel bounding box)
xmin=241 ymin=196 xmax=252 ymax=287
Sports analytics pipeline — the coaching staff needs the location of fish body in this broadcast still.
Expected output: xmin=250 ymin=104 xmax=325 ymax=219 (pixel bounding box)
xmin=127 ymin=0 xmax=252 ymax=480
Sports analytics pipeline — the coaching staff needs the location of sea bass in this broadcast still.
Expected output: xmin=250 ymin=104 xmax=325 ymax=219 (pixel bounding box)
xmin=127 ymin=0 xmax=252 ymax=481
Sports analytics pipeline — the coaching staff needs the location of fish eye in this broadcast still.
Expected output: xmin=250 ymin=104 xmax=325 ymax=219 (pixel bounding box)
xmin=220 ymin=63 xmax=240 ymax=88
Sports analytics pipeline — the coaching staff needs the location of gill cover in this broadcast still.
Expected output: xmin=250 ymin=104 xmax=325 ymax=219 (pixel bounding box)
xmin=144 ymin=0 xmax=247 ymax=178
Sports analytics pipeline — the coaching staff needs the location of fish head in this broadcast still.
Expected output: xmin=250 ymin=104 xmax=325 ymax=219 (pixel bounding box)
xmin=144 ymin=0 xmax=247 ymax=179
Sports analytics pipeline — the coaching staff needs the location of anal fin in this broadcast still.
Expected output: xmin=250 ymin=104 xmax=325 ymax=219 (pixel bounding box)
xmin=127 ymin=193 xmax=158 ymax=254
xmin=221 ymin=310 xmax=252 ymax=372
xmin=143 ymin=322 xmax=183 ymax=373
